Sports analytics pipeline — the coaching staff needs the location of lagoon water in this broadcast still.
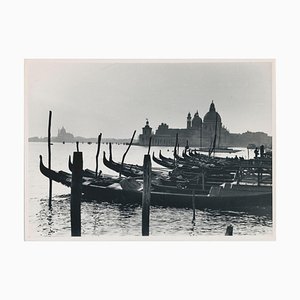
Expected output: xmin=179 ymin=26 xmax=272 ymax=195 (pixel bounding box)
xmin=26 ymin=142 xmax=273 ymax=239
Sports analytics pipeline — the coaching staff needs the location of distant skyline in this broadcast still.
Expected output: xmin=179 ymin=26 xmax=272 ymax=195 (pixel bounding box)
xmin=25 ymin=60 xmax=273 ymax=139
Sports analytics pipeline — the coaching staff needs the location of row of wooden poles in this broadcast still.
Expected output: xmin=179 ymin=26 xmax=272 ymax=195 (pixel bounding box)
xmin=46 ymin=111 xmax=233 ymax=237
xmin=47 ymin=111 xmax=152 ymax=236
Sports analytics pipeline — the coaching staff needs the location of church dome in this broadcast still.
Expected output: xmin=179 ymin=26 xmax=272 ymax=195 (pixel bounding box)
xmin=192 ymin=111 xmax=202 ymax=128
xmin=203 ymin=101 xmax=221 ymax=123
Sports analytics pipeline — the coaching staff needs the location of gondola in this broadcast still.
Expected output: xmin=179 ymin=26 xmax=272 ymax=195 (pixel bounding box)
xmin=68 ymin=155 xmax=106 ymax=178
xmin=152 ymin=152 xmax=178 ymax=169
xmin=103 ymin=151 xmax=154 ymax=177
xmin=160 ymin=150 xmax=240 ymax=173
xmin=153 ymin=152 xmax=237 ymax=184
xmin=102 ymin=150 xmax=143 ymax=177
xmin=39 ymin=155 xmax=272 ymax=213
xmin=41 ymin=155 xmax=121 ymax=187
xmin=155 ymin=151 xmax=219 ymax=171
xmin=69 ymin=151 xmax=147 ymax=178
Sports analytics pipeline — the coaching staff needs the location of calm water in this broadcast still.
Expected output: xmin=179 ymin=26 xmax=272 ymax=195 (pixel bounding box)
xmin=26 ymin=142 xmax=273 ymax=239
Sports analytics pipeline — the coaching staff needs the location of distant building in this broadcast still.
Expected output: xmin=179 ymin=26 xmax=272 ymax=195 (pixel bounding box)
xmin=28 ymin=126 xmax=133 ymax=144
xmin=138 ymin=101 xmax=271 ymax=148
xmin=139 ymin=119 xmax=153 ymax=146
xmin=55 ymin=126 xmax=74 ymax=142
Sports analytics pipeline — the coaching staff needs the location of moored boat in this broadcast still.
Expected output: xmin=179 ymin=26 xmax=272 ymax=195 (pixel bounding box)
xmin=103 ymin=151 xmax=164 ymax=178
xmin=39 ymin=155 xmax=272 ymax=214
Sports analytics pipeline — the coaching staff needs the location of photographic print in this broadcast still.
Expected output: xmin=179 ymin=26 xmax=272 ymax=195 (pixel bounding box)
xmin=25 ymin=59 xmax=274 ymax=240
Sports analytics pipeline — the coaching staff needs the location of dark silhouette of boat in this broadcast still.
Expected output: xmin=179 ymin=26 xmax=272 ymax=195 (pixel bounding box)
xmin=102 ymin=151 xmax=164 ymax=178
xmin=39 ymin=155 xmax=272 ymax=214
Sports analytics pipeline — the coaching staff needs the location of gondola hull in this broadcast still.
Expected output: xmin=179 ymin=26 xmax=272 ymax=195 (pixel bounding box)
xmin=83 ymin=183 xmax=271 ymax=212
xmin=40 ymin=155 xmax=272 ymax=214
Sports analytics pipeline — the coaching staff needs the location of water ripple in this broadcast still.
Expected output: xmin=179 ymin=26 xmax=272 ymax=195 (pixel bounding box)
xmin=31 ymin=197 xmax=272 ymax=238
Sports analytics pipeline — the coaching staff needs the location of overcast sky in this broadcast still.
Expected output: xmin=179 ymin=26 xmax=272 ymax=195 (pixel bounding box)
xmin=25 ymin=60 xmax=273 ymax=139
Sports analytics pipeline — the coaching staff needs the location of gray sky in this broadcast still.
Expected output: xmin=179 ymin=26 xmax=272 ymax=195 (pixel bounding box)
xmin=26 ymin=60 xmax=273 ymax=139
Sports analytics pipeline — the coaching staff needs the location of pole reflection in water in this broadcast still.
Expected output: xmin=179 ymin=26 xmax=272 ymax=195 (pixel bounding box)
xmin=118 ymin=203 xmax=139 ymax=218
xmin=46 ymin=207 xmax=55 ymax=236
xmin=33 ymin=197 xmax=272 ymax=237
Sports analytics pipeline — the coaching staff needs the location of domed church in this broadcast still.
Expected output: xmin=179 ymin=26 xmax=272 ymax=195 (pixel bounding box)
xmin=202 ymin=101 xmax=223 ymax=147
xmin=203 ymin=101 xmax=221 ymax=126
xmin=138 ymin=101 xmax=230 ymax=147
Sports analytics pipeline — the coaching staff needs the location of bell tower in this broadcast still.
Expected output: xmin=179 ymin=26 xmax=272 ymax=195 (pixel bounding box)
xmin=187 ymin=112 xmax=192 ymax=129
xmin=142 ymin=119 xmax=152 ymax=136
xmin=139 ymin=119 xmax=153 ymax=146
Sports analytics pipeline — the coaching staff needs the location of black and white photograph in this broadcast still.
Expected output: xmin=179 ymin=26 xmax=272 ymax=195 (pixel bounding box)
xmin=25 ymin=59 xmax=274 ymax=240
xmin=3 ymin=0 xmax=300 ymax=299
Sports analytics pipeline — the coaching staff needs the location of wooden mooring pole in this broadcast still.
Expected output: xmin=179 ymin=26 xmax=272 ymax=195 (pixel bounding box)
xmin=173 ymin=132 xmax=178 ymax=165
xmin=119 ymin=130 xmax=136 ymax=178
xmin=192 ymin=189 xmax=196 ymax=223
xmin=109 ymin=142 xmax=113 ymax=161
xmin=147 ymin=136 xmax=152 ymax=155
xmin=142 ymin=154 xmax=151 ymax=236
xmin=71 ymin=151 xmax=83 ymax=236
xmin=48 ymin=111 xmax=52 ymax=208
xmin=95 ymin=133 xmax=102 ymax=177
xmin=76 ymin=141 xmax=79 ymax=152
xmin=173 ymin=133 xmax=178 ymax=156
xmin=202 ymin=169 xmax=205 ymax=191
xmin=225 ymin=225 xmax=233 ymax=236
xmin=257 ymin=167 xmax=261 ymax=186
xmin=185 ymin=140 xmax=189 ymax=155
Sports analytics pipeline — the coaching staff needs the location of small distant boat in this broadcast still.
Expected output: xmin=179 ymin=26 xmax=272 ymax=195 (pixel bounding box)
xmin=87 ymin=142 xmax=92 ymax=145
